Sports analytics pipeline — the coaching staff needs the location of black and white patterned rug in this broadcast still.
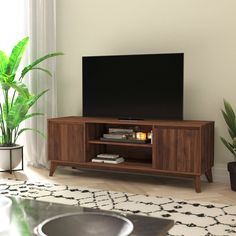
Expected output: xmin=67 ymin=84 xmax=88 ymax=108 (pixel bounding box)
xmin=0 ymin=179 xmax=235 ymax=236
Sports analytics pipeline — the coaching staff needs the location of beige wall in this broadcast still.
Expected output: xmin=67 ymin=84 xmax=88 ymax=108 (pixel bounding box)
xmin=56 ymin=0 xmax=236 ymax=171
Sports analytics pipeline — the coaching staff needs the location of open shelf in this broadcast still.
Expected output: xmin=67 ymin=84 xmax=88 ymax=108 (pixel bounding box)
xmin=88 ymin=139 xmax=152 ymax=148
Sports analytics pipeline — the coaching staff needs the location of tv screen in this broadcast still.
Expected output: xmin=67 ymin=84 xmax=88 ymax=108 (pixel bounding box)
xmin=83 ymin=53 xmax=184 ymax=120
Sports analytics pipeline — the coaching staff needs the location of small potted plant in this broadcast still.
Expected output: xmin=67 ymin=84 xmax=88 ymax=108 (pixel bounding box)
xmin=220 ymin=99 xmax=236 ymax=191
xmin=0 ymin=37 xmax=62 ymax=172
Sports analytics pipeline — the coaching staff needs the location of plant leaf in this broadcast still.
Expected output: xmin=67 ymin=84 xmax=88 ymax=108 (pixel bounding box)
xmin=0 ymin=74 xmax=15 ymax=90
xmin=222 ymin=110 xmax=236 ymax=136
xmin=23 ymin=112 xmax=44 ymax=121
xmin=224 ymin=99 xmax=236 ymax=122
xmin=27 ymin=89 xmax=49 ymax=108
xmin=233 ymin=137 xmax=236 ymax=148
xmin=0 ymin=50 xmax=8 ymax=74
xmin=220 ymin=136 xmax=236 ymax=158
xmin=28 ymin=67 xmax=52 ymax=77
xmin=21 ymin=52 xmax=63 ymax=78
xmin=5 ymin=37 xmax=29 ymax=77
xmin=15 ymin=128 xmax=45 ymax=143
xmin=223 ymin=100 xmax=236 ymax=135
xmin=228 ymin=127 xmax=235 ymax=139
xmin=4 ymin=81 xmax=30 ymax=98
xmin=6 ymin=89 xmax=48 ymax=130
xmin=5 ymin=99 xmax=29 ymax=130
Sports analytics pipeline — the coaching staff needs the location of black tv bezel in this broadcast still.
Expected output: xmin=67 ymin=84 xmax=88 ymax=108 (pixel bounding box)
xmin=82 ymin=53 xmax=184 ymax=120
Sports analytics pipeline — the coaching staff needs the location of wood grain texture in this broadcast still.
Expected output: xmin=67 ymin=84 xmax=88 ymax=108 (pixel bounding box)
xmin=156 ymin=128 xmax=178 ymax=171
xmin=48 ymin=121 xmax=85 ymax=163
xmin=201 ymin=122 xmax=215 ymax=173
xmin=155 ymin=127 xmax=199 ymax=173
xmin=49 ymin=160 xmax=198 ymax=177
xmin=48 ymin=116 xmax=212 ymax=128
xmin=176 ymin=128 xmax=200 ymax=173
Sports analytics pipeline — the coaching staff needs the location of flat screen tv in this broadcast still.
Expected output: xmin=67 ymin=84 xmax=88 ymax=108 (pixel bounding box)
xmin=83 ymin=53 xmax=184 ymax=120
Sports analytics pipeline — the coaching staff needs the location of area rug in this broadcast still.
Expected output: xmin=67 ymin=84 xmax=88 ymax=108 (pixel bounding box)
xmin=0 ymin=179 xmax=235 ymax=236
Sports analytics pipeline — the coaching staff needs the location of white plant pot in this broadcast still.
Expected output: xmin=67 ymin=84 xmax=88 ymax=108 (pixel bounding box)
xmin=0 ymin=145 xmax=23 ymax=171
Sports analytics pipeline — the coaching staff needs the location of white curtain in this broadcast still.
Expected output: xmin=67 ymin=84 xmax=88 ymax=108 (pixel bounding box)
xmin=24 ymin=0 xmax=57 ymax=167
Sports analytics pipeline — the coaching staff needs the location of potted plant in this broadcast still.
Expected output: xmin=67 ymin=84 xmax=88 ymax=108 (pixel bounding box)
xmin=0 ymin=37 xmax=62 ymax=172
xmin=220 ymin=99 xmax=236 ymax=191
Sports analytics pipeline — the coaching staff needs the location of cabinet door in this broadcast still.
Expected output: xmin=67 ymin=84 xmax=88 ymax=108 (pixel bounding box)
xmin=48 ymin=122 xmax=85 ymax=163
xmin=154 ymin=127 xmax=200 ymax=173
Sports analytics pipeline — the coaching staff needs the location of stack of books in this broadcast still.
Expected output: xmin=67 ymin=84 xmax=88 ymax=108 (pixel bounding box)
xmin=92 ymin=153 xmax=124 ymax=164
xmin=101 ymin=128 xmax=134 ymax=141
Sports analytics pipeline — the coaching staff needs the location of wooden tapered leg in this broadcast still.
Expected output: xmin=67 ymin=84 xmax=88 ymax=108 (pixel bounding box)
xmin=194 ymin=176 xmax=201 ymax=193
xmin=205 ymin=168 xmax=213 ymax=183
xmin=49 ymin=162 xmax=57 ymax=176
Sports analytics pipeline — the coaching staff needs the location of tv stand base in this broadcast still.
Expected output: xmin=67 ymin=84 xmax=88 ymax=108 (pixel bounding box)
xmin=48 ymin=116 xmax=214 ymax=193
xmin=49 ymin=160 xmax=213 ymax=193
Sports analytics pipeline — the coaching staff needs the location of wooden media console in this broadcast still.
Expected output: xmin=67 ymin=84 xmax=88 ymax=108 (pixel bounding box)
xmin=48 ymin=116 xmax=214 ymax=193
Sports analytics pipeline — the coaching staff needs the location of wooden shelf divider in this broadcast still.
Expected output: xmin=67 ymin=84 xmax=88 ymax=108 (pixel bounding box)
xmin=88 ymin=139 xmax=152 ymax=148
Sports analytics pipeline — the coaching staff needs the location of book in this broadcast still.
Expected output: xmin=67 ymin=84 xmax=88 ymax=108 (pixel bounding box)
xmin=91 ymin=158 xmax=104 ymax=163
xmin=100 ymin=137 xmax=147 ymax=143
xmin=95 ymin=157 xmax=120 ymax=161
xmin=91 ymin=157 xmax=124 ymax=164
xmin=104 ymin=157 xmax=124 ymax=164
xmin=108 ymin=128 xmax=134 ymax=134
xmin=97 ymin=153 xmax=120 ymax=159
xmin=103 ymin=133 xmax=126 ymax=139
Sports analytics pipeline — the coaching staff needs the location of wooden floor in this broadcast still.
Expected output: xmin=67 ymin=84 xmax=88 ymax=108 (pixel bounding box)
xmin=1 ymin=165 xmax=236 ymax=205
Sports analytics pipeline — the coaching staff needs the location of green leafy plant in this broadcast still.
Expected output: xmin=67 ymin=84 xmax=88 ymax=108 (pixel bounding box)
xmin=221 ymin=99 xmax=236 ymax=160
xmin=0 ymin=37 xmax=63 ymax=146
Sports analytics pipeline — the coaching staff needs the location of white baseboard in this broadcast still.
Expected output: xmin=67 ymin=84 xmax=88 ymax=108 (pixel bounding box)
xmin=212 ymin=164 xmax=229 ymax=183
